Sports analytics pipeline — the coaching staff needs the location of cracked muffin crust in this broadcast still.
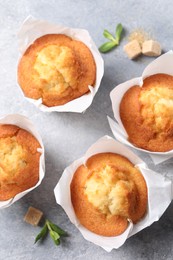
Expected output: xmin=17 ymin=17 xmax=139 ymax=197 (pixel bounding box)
xmin=120 ymin=74 xmax=173 ymax=152
xmin=0 ymin=124 xmax=41 ymax=201
xmin=70 ymin=153 xmax=147 ymax=237
xmin=18 ymin=34 xmax=96 ymax=107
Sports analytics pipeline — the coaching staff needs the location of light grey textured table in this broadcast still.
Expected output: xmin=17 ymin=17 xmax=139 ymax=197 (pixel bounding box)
xmin=0 ymin=1 xmax=173 ymax=259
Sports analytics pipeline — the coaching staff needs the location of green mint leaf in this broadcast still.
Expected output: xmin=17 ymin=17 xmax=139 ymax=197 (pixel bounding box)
xmin=54 ymin=238 xmax=60 ymax=246
xmin=99 ymin=41 xmax=117 ymax=53
xmin=103 ymin=29 xmax=115 ymax=41
xmin=34 ymin=224 xmax=48 ymax=244
xmin=50 ymin=230 xmax=60 ymax=246
xmin=49 ymin=221 xmax=67 ymax=236
xmin=35 ymin=219 xmax=67 ymax=246
xmin=115 ymin=23 xmax=123 ymax=44
xmin=50 ymin=230 xmax=60 ymax=240
xmin=46 ymin=220 xmax=52 ymax=231
xmin=99 ymin=23 xmax=123 ymax=53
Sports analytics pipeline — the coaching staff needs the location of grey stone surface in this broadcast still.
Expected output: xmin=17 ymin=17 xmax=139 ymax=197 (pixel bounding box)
xmin=0 ymin=0 xmax=173 ymax=259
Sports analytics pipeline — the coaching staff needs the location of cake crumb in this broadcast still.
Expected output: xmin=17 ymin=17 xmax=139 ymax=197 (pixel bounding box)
xmin=128 ymin=29 xmax=150 ymax=47
xmin=24 ymin=206 xmax=43 ymax=226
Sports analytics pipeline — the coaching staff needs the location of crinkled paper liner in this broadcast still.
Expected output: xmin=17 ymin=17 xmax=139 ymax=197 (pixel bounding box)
xmin=17 ymin=16 xmax=104 ymax=113
xmin=109 ymin=51 xmax=173 ymax=165
xmin=0 ymin=114 xmax=45 ymax=209
xmin=54 ymin=136 xmax=172 ymax=252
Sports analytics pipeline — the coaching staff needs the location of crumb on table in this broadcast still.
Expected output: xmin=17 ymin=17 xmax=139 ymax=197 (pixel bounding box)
xmin=128 ymin=29 xmax=150 ymax=46
xmin=24 ymin=206 xmax=43 ymax=226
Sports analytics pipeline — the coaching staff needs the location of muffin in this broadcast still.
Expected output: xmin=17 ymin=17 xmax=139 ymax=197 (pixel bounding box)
xmin=70 ymin=153 xmax=147 ymax=237
xmin=18 ymin=34 xmax=96 ymax=107
xmin=120 ymin=74 xmax=173 ymax=152
xmin=0 ymin=124 xmax=41 ymax=201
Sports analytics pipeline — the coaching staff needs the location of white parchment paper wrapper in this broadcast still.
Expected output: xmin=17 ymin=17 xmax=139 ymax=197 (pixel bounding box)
xmin=109 ymin=51 xmax=173 ymax=165
xmin=0 ymin=114 xmax=45 ymax=209
xmin=54 ymin=136 xmax=172 ymax=252
xmin=17 ymin=16 xmax=104 ymax=113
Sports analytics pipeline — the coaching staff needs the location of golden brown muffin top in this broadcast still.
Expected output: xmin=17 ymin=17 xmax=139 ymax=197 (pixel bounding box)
xmin=71 ymin=153 xmax=147 ymax=237
xmin=18 ymin=34 xmax=96 ymax=107
xmin=85 ymin=164 xmax=138 ymax=218
xmin=0 ymin=124 xmax=41 ymax=201
xmin=33 ymin=45 xmax=81 ymax=94
xmin=120 ymin=74 xmax=173 ymax=152
xmin=139 ymin=77 xmax=173 ymax=134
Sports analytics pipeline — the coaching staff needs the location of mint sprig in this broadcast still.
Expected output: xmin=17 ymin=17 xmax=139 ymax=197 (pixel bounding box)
xmin=99 ymin=23 xmax=123 ymax=53
xmin=35 ymin=219 xmax=67 ymax=246
xmin=35 ymin=223 xmax=48 ymax=244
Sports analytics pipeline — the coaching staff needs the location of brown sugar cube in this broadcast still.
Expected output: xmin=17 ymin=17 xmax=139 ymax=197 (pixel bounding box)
xmin=24 ymin=206 xmax=43 ymax=226
xmin=142 ymin=40 xmax=161 ymax=56
xmin=123 ymin=40 xmax=142 ymax=59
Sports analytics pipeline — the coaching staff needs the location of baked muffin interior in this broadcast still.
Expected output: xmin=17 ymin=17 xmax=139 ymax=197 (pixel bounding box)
xmin=71 ymin=153 xmax=147 ymax=237
xmin=18 ymin=34 xmax=96 ymax=107
xmin=34 ymin=45 xmax=81 ymax=94
xmin=120 ymin=74 xmax=173 ymax=152
xmin=0 ymin=124 xmax=41 ymax=201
